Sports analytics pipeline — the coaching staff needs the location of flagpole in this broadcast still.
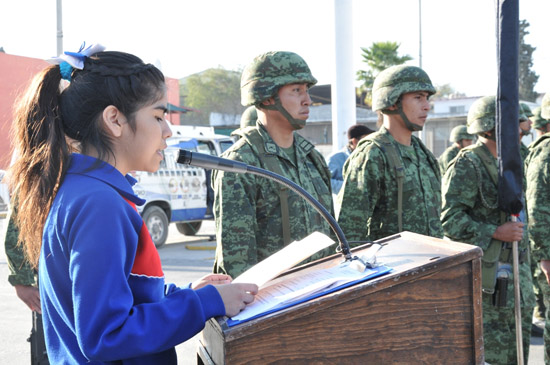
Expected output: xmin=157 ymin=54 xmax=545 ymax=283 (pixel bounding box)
xmin=511 ymin=214 xmax=524 ymax=365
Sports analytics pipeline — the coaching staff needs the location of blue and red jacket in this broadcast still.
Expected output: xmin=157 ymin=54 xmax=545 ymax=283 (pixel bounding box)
xmin=40 ymin=153 xmax=225 ymax=364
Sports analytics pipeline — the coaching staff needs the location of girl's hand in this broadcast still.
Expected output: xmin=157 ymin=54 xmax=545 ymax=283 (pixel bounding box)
xmin=191 ymin=274 xmax=232 ymax=290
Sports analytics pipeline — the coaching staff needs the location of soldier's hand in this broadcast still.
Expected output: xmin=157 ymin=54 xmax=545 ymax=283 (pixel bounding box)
xmin=14 ymin=285 xmax=41 ymax=314
xmin=540 ymin=260 xmax=550 ymax=285
xmin=492 ymin=221 xmax=524 ymax=243
xmin=191 ymin=274 xmax=232 ymax=290
xmin=215 ymin=283 xmax=258 ymax=317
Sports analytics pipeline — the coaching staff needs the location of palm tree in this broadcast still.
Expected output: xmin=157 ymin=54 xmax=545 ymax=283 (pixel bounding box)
xmin=356 ymin=41 xmax=412 ymax=107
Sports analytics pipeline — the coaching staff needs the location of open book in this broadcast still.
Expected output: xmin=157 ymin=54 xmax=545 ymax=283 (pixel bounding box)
xmin=228 ymin=232 xmax=391 ymax=326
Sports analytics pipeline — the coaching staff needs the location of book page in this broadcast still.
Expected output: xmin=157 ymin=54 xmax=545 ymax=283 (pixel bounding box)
xmin=230 ymin=261 xmax=386 ymax=322
xmin=232 ymin=231 xmax=335 ymax=288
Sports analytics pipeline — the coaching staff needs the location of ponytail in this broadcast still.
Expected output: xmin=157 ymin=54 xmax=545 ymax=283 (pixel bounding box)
xmin=9 ymin=49 xmax=165 ymax=268
xmin=9 ymin=65 xmax=71 ymax=268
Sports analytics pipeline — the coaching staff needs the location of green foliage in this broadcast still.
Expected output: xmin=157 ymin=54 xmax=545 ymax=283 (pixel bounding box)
xmin=180 ymin=67 xmax=244 ymax=125
xmin=519 ymin=20 xmax=539 ymax=102
xmin=432 ymin=83 xmax=465 ymax=100
xmin=356 ymin=41 xmax=412 ymax=107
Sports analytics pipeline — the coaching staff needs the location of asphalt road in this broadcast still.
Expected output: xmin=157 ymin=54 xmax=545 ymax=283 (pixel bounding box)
xmin=0 ymin=218 xmax=544 ymax=364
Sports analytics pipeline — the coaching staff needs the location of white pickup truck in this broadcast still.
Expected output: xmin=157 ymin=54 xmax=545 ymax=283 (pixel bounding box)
xmin=131 ymin=125 xmax=234 ymax=247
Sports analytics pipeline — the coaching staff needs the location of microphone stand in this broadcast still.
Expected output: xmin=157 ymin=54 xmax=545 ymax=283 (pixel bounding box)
xmin=177 ymin=149 xmax=358 ymax=263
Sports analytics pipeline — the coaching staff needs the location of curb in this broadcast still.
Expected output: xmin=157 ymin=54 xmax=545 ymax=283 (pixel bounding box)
xmin=185 ymin=245 xmax=216 ymax=251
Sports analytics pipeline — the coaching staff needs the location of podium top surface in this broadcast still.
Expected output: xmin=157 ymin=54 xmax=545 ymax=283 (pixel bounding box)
xmin=214 ymin=232 xmax=482 ymax=338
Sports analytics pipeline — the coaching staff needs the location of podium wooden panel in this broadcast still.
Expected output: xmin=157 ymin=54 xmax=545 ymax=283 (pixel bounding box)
xmin=198 ymin=232 xmax=484 ymax=364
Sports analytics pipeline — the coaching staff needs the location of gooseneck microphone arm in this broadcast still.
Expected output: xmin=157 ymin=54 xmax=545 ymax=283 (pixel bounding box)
xmin=177 ymin=149 xmax=354 ymax=262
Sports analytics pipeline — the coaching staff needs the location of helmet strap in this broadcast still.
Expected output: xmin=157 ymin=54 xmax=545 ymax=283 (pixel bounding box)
xmin=262 ymin=95 xmax=306 ymax=130
xmin=481 ymin=132 xmax=496 ymax=141
xmin=520 ymin=128 xmax=532 ymax=137
xmin=383 ymin=100 xmax=423 ymax=132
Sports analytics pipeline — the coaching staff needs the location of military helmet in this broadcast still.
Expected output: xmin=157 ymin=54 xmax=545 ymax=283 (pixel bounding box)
xmin=240 ymin=51 xmax=317 ymax=107
xmin=542 ymin=92 xmax=550 ymax=120
xmin=532 ymin=106 xmax=550 ymax=129
xmin=240 ymin=106 xmax=258 ymax=129
xmin=372 ymin=65 xmax=436 ymax=112
xmin=467 ymin=96 xmax=496 ymax=134
xmin=519 ymin=102 xmax=534 ymax=121
xmin=450 ymin=125 xmax=473 ymax=143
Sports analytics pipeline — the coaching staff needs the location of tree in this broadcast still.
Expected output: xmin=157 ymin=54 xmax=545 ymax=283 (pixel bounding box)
xmin=180 ymin=67 xmax=243 ymax=125
xmin=356 ymin=41 xmax=412 ymax=107
xmin=432 ymin=83 xmax=465 ymax=100
xmin=519 ymin=19 xmax=539 ymax=102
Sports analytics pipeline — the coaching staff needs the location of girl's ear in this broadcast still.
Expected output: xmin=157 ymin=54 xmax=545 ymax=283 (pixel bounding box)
xmin=102 ymin=105 xmax=127 ymax=138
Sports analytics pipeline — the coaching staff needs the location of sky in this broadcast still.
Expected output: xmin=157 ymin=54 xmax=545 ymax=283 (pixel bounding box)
xmin=1 ymin=0 xmax=549 ymax=99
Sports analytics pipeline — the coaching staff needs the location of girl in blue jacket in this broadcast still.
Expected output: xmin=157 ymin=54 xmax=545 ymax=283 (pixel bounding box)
xmin=8 ymin=44 xmax=257 ymax=364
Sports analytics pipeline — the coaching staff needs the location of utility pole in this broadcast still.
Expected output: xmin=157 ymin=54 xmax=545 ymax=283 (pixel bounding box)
xmin=332 ymin=0 xmax=356 ymax=151
xmin=418 ymin=0 xmax=424 ymax=142
xmin=56 ymin=0 xmax=63 ymax=56
xmin=419 ymin=0 xmax=423 ymax=69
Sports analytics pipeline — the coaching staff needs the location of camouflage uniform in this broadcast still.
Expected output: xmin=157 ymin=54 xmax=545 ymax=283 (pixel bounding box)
xmin=520 ymin=143 xmax=530 ymax=161
xmin=212 ymin=51 xmax=335 ymax=278
xmin=212 ymin=125 xmax=334 ymax=277
xmin=438 ymin=145 xmax=460 ymax=176
xmin=239 ymin=106 xmax=258 ymax=129
xmin=438 ymin=125 xmax=474 ymax=175
xmin=526 ymin=92 xmax=550 ymax=363
xmin=337 ymin=127 xmax=443 ymax=242
xmin=5 ymin=208 xmax=50 ymax=364
xmin=337 ymin=65 xmax=443 ymax=243
xmin=5 ymin=211 xmax=35 ymax=287
xmin=531 ymin=106 xmax=550 ymax=141
xmin=441 ymin=96 xmax=534 ymax=364
xmin=231 ymin=106 xmax=258 ymax=139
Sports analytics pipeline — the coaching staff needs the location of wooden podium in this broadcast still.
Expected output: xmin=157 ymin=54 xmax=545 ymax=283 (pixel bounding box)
xmin=197 ymin=232 xmax=484 ymax=364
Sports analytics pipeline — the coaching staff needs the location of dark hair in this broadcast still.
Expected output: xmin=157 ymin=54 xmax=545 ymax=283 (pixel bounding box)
xmin=347 ymin=124 xmax=375 ymax=140
xmin=9 ymin=51 xmax=165 ymax=267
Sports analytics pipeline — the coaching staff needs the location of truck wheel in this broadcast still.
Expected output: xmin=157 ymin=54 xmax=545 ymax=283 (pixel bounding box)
xmin=176 ymin=221 xmax=202 ymax=236
xmin=143 ymin=206 xmax=169 ymax=248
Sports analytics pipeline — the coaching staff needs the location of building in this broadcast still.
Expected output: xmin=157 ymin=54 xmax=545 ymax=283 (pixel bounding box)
xmin=0 ymin=51 xmax=185 ymax=169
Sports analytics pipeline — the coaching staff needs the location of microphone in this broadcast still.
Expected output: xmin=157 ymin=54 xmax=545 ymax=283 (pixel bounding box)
xmin=177 ymin=149 xmax=248 ymax=174
xmin=177 ymin=149 xmax=356 ymax=262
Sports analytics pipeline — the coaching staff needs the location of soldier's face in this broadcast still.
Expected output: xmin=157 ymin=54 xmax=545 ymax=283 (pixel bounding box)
xmin=400 ymin=91 xmax=431 ymax=128
xmin=278 ymin=83 xmax=312 ymax=121
xmin=519 ymin=119 xmax=532 ymax=135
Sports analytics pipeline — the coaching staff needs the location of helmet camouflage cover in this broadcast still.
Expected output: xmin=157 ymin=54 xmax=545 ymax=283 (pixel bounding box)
xmin=467 ymin=96 xmax=496 ymax=134
xmin=532 ymin=106 xmax=550 ymax=129
xmin=372 ymin=65 xmax=436 ymax=112
xmin=519 ymin=102 xmax=534 ymax=121
xmin=240 ymin=106 xmax=258 ymax=129
xmin=542 ymin=92 xmax=550 ymax=120
xmin=450 ymin=125 xmax=474 ymax=143
xmin=240 ymin=51 xmax=317 ymax=107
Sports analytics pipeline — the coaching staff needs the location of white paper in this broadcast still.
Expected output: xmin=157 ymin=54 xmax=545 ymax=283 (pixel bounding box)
xmin=232 ymin=231 xmax=335 ymax=288
xmin=231 ymin=262 xmax=378 ymax=321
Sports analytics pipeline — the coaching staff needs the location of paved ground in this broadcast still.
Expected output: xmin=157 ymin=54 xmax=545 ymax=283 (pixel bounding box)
xmin=0 ymin=217 xmax=544 ymax=364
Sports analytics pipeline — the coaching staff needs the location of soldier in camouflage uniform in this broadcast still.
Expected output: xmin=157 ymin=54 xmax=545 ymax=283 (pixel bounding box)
xmin=441 ymin=95 xmax=534 ymax=364
xmin=526 ymin=92 xmax=550 ymax=363
xmin=230 ymin=106 xmax=258 ymax=139
xmin=530 ymin=106 xmax=550 ymax=143
xmin=212 ymin=51 xmax=335 ymax=278
xmin=5 ymin=207 xmax=49 ymax=364
xmin=438 ymin=125 xmax=474 ymax=175
xmin=337 ymin=65 xmax=443 ymax=243
xmin=240 ymin=106 xmax=258 ymax=129
xmin=519 ymin=102 xmax=534 ymax=161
